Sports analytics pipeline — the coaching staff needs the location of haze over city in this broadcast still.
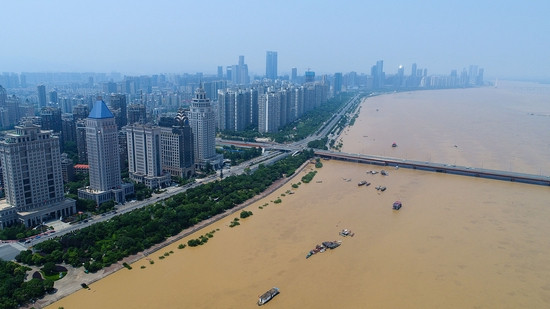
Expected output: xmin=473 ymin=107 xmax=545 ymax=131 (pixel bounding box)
xmin=2 ymin=0 xmax=549 ymax=81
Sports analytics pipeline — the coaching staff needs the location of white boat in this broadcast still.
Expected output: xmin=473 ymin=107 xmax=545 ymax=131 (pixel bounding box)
xmin=258 ymin=287 xmax=279 ymax=306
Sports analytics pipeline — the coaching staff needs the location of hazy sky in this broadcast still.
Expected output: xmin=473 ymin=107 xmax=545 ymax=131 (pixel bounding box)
xmin=1 ymin=0 xmax=549 ymax=80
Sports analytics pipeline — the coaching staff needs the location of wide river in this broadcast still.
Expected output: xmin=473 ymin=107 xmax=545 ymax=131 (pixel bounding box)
xmin=50 ymin=81 xmax=550 ymax=309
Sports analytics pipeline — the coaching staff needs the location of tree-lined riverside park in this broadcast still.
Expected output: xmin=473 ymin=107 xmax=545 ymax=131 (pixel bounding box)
xmin=0 ymin=150 xmax=313 ymax=308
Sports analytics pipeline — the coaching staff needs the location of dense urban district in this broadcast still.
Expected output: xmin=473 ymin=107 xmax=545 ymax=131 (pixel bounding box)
xmin=0 ymin=53 xmax=485 ymax=308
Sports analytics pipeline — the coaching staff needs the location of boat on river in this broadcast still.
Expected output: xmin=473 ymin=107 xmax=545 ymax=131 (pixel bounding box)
xmin=258 ymin=287 xmax=279 ymax=306
xmin=393 ymin=201 xmax=402 ymax=210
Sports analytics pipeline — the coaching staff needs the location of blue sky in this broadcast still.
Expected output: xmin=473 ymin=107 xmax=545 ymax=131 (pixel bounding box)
xmin=1 ymin=0 xmax=549 ymax=80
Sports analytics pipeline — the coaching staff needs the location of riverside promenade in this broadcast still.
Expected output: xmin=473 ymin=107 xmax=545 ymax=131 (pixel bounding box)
xmin=315 ymin=149 xmax=550 ymax=186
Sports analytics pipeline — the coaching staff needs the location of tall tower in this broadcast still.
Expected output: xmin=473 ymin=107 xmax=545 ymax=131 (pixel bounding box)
xmin=189 ymin=86 xmax=220 ymax=169
xmin=87 ymin=100 xmax=120 ymax=191
xmin=0 ymin=122 xmax=76 ymax=228
xmin=266 ymin=51 xmax=278 ymax=80
xmin=37 ymin=84 xmax=47 ymax=108
xmin=78 ymin=100 xmax=133 ymax=204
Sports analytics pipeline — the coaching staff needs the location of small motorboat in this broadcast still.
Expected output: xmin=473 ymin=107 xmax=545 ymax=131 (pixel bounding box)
xmin=393 ymin=201 xmax=402 ymax=210
xmin=258 ymin=287 xmax=280 ymax=305
xmin=392 ymin=142 xmax=398 ymax=147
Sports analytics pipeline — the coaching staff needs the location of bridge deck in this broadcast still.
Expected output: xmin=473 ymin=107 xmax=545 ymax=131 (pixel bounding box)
xmin=314 ymin=150 xmax=550 ymax=187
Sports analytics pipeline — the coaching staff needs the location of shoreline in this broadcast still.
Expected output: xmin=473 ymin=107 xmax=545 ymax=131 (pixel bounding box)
xmin=30 ymin=160 xmax=310 ymax=309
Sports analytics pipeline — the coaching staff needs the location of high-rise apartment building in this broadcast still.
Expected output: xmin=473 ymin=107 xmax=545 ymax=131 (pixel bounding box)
xmin=258 ymin=89 xmax=281 ymax=133
xmin=188 ymin=87 xmax=222 ymax=169
xmin=0 ymin=122 xmax=76 ymax=228
xmin=37 ymin=84 xmax=47 ymax=108
xmin=266 ymin=51 xmax=278 ymax=80
xmin=78 ymin=100 xmax=133 ymax=204
xmin=125 ymin=123 xmax=171 ymax=189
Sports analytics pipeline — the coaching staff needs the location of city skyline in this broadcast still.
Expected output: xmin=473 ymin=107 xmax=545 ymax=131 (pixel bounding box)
xmin=1 ymin=1 xmax=549 ymax=81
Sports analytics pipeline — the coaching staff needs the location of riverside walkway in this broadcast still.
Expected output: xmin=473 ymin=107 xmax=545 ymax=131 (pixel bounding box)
xmin=314 ymin=150 xmax=550 ymax=187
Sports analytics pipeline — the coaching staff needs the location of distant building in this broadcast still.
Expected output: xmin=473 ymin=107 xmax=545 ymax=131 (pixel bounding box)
xmin=37 ymin=84 xmax=47 ymax=108
xmin=40 ymin=107 xmax=62 ymax=133
xmin=333 ymin=73 xmax=343 ymax=95
xmin=109 ymin=93 xmax=127 ymax=129
xmin=61 ymin=114 xmax=76 ymax=143
xmin=305 ymin=70 xmax=315 ymax=83
xmin=231 ymin=56 xmax=249 ymax=85
xmin=75 ymin=120 xmax=87 ymax=163
xmin=371 ymin=60 xmax=385 ymax=89
xmin=60 ymin=153 xmax=75 ymax=183
xmin=291 ymin=68 xmax=298 ymax=83
xmin=266 ymin=51 xmax=278 ymax=80
xmin=48 ymin=90 xmax=58 ymax=105
xmin=127 ymin=103 xmax=146 ymax=125
xmin=0 ymin=122 xmax=76 ymax=229
xmin=72 ymin=104 xmax=89 ymax=120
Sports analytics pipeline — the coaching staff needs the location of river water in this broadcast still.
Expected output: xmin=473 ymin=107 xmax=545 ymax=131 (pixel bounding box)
xmin=49 ymin=81 xmax=550 ymax=309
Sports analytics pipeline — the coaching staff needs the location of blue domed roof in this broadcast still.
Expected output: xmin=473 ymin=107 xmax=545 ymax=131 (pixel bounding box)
xmin=88 ymin=100 xmax=114 ymax=119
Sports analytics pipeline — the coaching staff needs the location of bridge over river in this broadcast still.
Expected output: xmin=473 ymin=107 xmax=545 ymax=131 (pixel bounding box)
xmin=314 ymin=150 xmax=550 ymax=187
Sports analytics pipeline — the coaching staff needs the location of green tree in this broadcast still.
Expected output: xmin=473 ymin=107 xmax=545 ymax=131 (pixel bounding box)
xmin=41 ymin=262 xmax=57 ymax=276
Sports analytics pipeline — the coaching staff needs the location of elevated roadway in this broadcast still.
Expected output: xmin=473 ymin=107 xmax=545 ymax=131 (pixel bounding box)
xmin=314 ymin=150 xmax=550 ymax=187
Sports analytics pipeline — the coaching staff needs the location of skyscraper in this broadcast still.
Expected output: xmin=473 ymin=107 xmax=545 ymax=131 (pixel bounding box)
xmin=37 ymin=84 xmax=47 ymax=108
xmin=188 ymin=87 xmax=222 ymax=169
xmin=78 ymin=100 xmax=133 ymax=204
xmin=266 ymin=51 xmax=278 ymax=80
xmin=371 ymin=60 xmax=385 ymax=89
xmin=0 ymin=122 xmax=76 ymax=228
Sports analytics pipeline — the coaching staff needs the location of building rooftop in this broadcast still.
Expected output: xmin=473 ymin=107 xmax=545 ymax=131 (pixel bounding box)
xmin=88 ymin=100 xmax=114 ymax=119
